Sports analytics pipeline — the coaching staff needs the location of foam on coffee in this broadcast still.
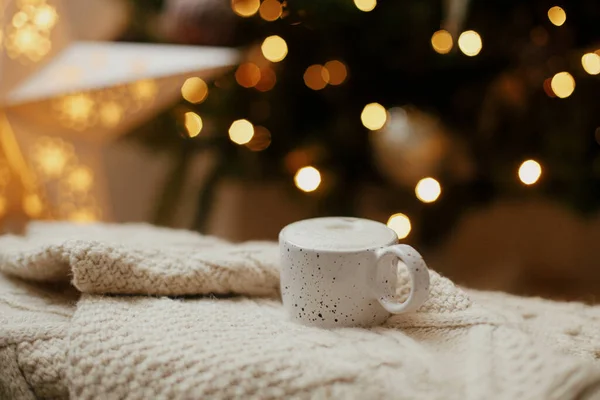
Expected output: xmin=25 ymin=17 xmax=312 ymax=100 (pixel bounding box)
xmin=280 ymin=217 xmax=398 ymax=251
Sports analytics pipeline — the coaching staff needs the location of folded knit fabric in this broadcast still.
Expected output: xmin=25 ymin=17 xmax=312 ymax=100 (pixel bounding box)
xmin=1 ymin=222 xmax=600 ymax=399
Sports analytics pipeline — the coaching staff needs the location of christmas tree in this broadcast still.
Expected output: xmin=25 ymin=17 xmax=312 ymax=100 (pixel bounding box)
xmin=127 ymin=0 xmax=600 ymax=245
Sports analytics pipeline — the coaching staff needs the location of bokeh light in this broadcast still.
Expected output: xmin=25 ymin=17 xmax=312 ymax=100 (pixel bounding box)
xmin=255 ymin=67 xmax=277 ymax=92
xmin=458 ymin=30 xmax=482 ymax=56
xmin=99 ymin=101 xmax=123 ymax=127
xmin=550 ymin=71 xmax=575 ymax=98
xmin=236 ymin=63 xmax=261 ymax=88
xmin=354 ymin=0 xmax=376 ymax=12
xmin=231 ymin=0 xmax=260 ymax=17
xmin=518 ymin=160 xmax=542 ymax=185
xmin=261 ymin=35 xmax=288 ymax=62
xmin=581 ymin=53 xmax=600 ymax=75
xmin=431 ymin=30 xmax=453 ymax=54
xmin=67 ymin=166 xmax=93 ymax=192
xmin=304 ymin=65 xmax=329 ymax=90
xmin=548 ymin=6 xmax=566 ymax=26
xmin=23 ymin=194 xmax=43 ymax=218
xmin=323 ymin=60 xmax=347 ymax=85
xmin=184 ymin=112 xmax=203 ymax=138
xmin=387 ymin=213 xmax=411 ymax=239
xmin=229 ymin=119 xmax=255 ymax=144
xmin=246 ymin=126 xmax=272 ymax=151
xmin=181 ymin=77 xmax=208 ymax=104
xmin=294 ymin=166 xmax=321 ymax=192
xmin=361 ymin=103 xmax=387 ymax=130
xmin=259 ymin=0 xmax=282 ymax=21
xmin=415 ymin=177 xmax=442 ymax=203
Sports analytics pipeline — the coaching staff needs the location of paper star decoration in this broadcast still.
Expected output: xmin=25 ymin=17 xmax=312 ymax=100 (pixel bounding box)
xmin=0 ymin=0 xmax=238 ymax=230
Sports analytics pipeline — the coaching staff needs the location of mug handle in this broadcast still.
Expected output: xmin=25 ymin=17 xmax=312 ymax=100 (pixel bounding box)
xmin=374 ymin=244 xmax=430 ymax=314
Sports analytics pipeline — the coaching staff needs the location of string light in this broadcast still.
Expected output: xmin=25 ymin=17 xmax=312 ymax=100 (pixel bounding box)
xmin=304 ymin=65 xmax=329 ymax=90
xmin=261 ymin=35 xmax=288 ymax=62
xmin=353 ymin=0 xmax=376 ymax=12
xmin=415 ymin=177 xmax=441 ymax=203
xmin=184 ymin=112 xmax=203 ymax=138
xmin=323 ymin=60 xmax=347 ymax=85
xmin=581 ymin=53 xmax=600 ymax=75
xmin=387 ymin=213 xmax=411 ymax=239
xmin=231 ymin=0 xmax=260 ymax=17
xmin=550 ymin=71 xmax=575 ymax=98
xmin=181 ymin=77 xmax=208 ymax=104
xmin=547 ymin=6 xmax=566 ymax=26
xmin=294 ymin=166 xmax=321 ymax=192
xmin=229 ymin=119 xmax=255 ymax=144
xmin=458 ymin=30 xmax=482 ymax=56
xmin=431 ymin=30 xmax=453 ymax=54
xmin=236 ymin=63 xmax=261 ymax=88
xmin=259 ymin=0 xmax=282 ymax=21
xmin=518 ymin=159 xmax=542 ymax=185
xmin=360 ymin=103 xmax=387 ymax=130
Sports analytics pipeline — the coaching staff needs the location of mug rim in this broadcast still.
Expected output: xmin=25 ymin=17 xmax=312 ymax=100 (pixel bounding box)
xmin=279 ymin=217 xmax=399 ymax=253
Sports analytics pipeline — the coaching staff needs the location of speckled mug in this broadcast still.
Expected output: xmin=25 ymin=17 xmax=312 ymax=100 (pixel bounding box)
xmin=280 ymin=217 xmax=430 ymax=328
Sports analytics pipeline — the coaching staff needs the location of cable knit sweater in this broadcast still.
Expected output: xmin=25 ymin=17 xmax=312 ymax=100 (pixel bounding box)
xmin=1 ymin=222 xmax=600 ymax=399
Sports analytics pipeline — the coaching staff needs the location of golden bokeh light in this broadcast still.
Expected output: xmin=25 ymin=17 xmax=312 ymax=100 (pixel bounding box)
xmin=58 ymin=93 xmax=95 ymax=125
xmin=181 ymin=77 xmax=208 ymax=104
xmin=67 ymin=166 xmax=94 ymax=192
xmin=294 ymin=166 xmax=321 ymax=192
xmin=387 ymin=213 xmax=411 ymax=240
xmin=236 ymin=62 xmax=262 ymax=88
xmin=246 ymin=126 xmax=272 ymax=151
xmin=69 ymin=209 xmax=98 ymax=223
xmin=550 ymin=71 xmax=575 ymax=98
xmin=32 ymin=4 xmax=58 ymax=30
xmin=255 ymin=67 xmax=277 ymax=92
xmin=582 ymin=53 xmax=600 ymax=75
xmin=34 ymin=143 xmax=69 ymax=178
xmin=431 ymin=30 xmax=453 ymax=54
xmin=130 ymin=79 xmax=158 ymax=103
xmin=323 ymin=60 xmax=347 ymax=85
xmin=229 ymin=119 xmax=255 ymax=144
xmin=259 ymin=0 xmax=282 ymax=21
xmin=518 ymin=159 xmax=542 ymax=185
xmin=5 ymin=0 xmax=57 ymax=62
xmin=303 ymin=65 xmax=329 ymax=90
xmin=361 ymin=102 xmax=387 ymax=130
xmin=23 ymin=194 xmax=43 ymax=218
xmin=548 ymin=6 xmax=566 ymax=26
xmin=415 ymin=177 xmax=442 ymax=203
xmin=261 ymin=35 xmax=288 ymax=62
xmin=184 ymin=112 xmax=203 ymax=138
xmin=354 ymin=0 xmax=376 ymax=12
xmin=458 ymin=30 xmax=482 ymax=57
xmin=99 ymin=101 xmax=124 ymax=127
xmin=231 ymin=0 xmax=260 ymax=17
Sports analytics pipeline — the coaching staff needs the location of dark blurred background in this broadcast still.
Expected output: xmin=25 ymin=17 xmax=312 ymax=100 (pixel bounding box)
xmin=1 ymin=0 xmax=600 ymax=301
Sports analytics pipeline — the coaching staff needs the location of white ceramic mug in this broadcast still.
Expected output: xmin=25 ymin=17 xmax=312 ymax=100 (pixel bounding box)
xmin=279 ymin=217 xmax=430 ymax=328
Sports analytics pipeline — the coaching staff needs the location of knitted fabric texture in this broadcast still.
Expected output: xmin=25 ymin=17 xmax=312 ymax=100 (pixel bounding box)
xmin=1 ymin=222 xmax=600 ymax=399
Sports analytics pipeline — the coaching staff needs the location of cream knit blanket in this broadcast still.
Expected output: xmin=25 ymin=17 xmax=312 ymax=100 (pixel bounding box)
xmin=1 ymin=223 xmax=600 ymax=399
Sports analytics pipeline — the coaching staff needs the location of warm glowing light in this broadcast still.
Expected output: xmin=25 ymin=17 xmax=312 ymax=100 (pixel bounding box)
xmin=550 ymin=71 xmax=575 ymax=98
xmin=0 ymin=197 xmax=6 ymax=217
xmin=184 ymin=112 xmax=203 ymax=137
xmin=236 ymin=63 xmax=261 ymax=88
xmin=361 ymin=103 xmax=387 ymax=130
xmin=548 ymin=6 xmax=566 ymax=26
xmin=415 ymin=177 xmax=442 ymax=203
xmin=229 ymin=119 xmax=255 ymax=144
xmin=518 ymin=160 xmax=542 ymax=185
xmin=246 ymin=126 xmax=272 ymax=151
xmin=582 ymin=53 xmax=600 ymax=75
xmin=303 ymin=65 xmax=329 ymax=90
xmin=23 ymin=194 xmax=43 ymax=218
xmin=294 ymin=166 xmax=321 ymax=192
xmin=259 ymin=0 xmax=282 ymax=21
xmin=231 ymin=0 xmax=260 ymax=17
xmin=261 ymin=35 xmax=288 ymax=62
xmin=67 ymin=167 xmax=94 ymax=192
xmin=58 ymin=94 xmax=94 ymax=125
xmin=431 ymin=30 xmax=453 ymax=54
xmin=69 ymin=209 xmax=98 ymax=223
xmin=458 ymin=30 xmax=482 ymax=56
xmin=255 ymin=67 xmax=277 ymax=92
xmin=354 ymin=0 xmax=376 ymax=12
xmin=99 ymin=101 xmax=123 ymax=127
xmin=35 ymin=144 xmax=68 ymax=178
xmin=387 ymin=213 xmax=411 ymax=240
xmin=323 ymin=60 xmax=347 ymax=85
xmin=130 ymin=79 xmax=158 ymax=103
xmin=32 ymin=4 xmax=58 ymax=30
xmin=181 ymin=77 xmax=208 ymax=104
